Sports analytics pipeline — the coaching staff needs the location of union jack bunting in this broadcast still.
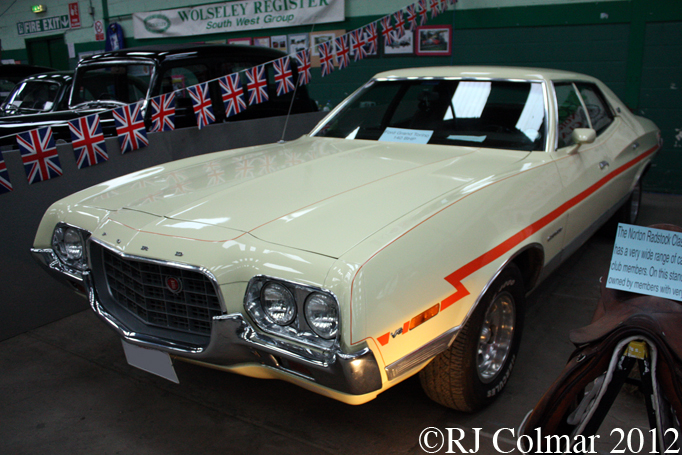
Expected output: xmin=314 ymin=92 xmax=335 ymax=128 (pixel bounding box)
xmin=0 ymin=154 xmax=12 ymax=194
xmin=273 ymin=57 xmax=295 ymax=96
xmin=364 ymin=22 xmax=379 ymax=55
xmin=393 ymin=11 xmax=406 ymax=38
xmin=16 ymin=127 xmax=62 ymax=184
xmin=380 ymin=15 xmax=395 ymax=46
xmin=430 ymin=0 xmax=441 ymax=18
xmin=335 ymin=35 xmax=351 ymax=70
xmin=318 ymin=41 xmax=335 ymax=77
xmin=68 ymin=114 xmax=108 ymax=169
xmin=245 ymin=64 xmax=269 ymax=105
xmin=149 ymin=93 xmax=176 ymax=132
xmin=219 ymin=73 xmax=246 ymax=118
xmin=405 ymin=4 xmax=418 ymax=30
xmin=440 ymin=0 xmax=448 ymax=10
xmin=417 ymin=0 xmax=428 ymax=25
xmin=113 ymin=101 xmax=149 ymax=154
xmin=188 ymin=82 xmax=216 ymax=130
xmin=294 ymin=49 xmax=312 ymax=86
xmin=350 ymin=29 xmax=367 ymax=62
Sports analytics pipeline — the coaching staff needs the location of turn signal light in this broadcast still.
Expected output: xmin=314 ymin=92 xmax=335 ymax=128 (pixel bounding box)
xmin=409 ymin=303 xmax=440 ymax=331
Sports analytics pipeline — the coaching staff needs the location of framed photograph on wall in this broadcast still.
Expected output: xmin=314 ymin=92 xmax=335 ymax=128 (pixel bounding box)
xmin=253 ymin=36 xmax=271 ymax=47
xmin=383 ymin=30 xmax=414 ymax=56
xmin=415 ymin=25 xmax=452 ymax=56
xmin=228 ymin=37 xmax=252 ymax=46
xmin=288 ymin=33 xmax=309 ymax=55
xmin=310 ymin=30 xmax=345 ymax=67
xmin=271 ymin=35 xmax=288 ymax=52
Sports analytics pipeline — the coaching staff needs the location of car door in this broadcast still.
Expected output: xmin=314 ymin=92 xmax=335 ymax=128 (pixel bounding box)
xmin=551 ymin=81 xmax=616 ymax=254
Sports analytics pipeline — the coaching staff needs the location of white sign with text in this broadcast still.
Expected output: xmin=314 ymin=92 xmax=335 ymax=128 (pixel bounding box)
xmin=607 ymin=224 xmax=682 ymax=301
xmin=379 ymin=127 xmax=433 ymax=145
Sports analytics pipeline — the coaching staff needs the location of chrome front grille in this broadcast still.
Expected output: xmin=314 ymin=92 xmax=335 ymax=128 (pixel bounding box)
xmin=101 ymin=248 xmax=222 ymax=336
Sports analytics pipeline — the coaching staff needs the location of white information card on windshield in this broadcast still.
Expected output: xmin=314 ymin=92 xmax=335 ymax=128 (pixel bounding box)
xmin=606 ymin=223 xmax=682 ymax=302
xmin=379 ymin=127 xmax=433 ymax=144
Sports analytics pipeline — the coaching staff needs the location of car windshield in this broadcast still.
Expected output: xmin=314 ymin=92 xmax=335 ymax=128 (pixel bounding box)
xmin=313 ymin=79 xmax=547 ymax=151
xmin=2 ymin=80 xmax=62 ymax=113
xmin=70 ymin=63 xmax=153 ymax=107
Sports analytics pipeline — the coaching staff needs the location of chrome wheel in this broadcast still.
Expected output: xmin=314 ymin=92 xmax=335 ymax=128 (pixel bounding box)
xmin=477 ymin=293 xmax=515 ymax=383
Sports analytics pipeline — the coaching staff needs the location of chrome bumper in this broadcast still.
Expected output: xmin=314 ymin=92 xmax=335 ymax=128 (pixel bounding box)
xmin=32 ymin=248 xmax=383 ymax=396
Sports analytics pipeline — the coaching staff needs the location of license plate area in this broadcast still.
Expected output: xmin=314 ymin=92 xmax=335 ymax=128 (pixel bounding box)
xmin=122 ymin=340 xmax=179 ymax=384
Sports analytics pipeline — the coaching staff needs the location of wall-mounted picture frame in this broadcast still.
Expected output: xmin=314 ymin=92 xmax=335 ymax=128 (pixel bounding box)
xmin=383 ymin=30 xmax=414 ymax=56
xmin=253 ymin=36 xmax=271 ymax=47
xmin=271 ymin=35 xmax=288 ymax=52
xmin=288 ymin=33 xmax=309 ymax=55
xmin=228 ymin=37 xmax=252 ymax=46
xmin=415 ymin=25 xmax=452 ymax=56
xmin=310 ymin=30 xmax=345 ymax=67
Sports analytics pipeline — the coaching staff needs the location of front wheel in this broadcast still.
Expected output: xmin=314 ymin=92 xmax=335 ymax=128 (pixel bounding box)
xmin=419 ymin=264 xmax=525 ymax=412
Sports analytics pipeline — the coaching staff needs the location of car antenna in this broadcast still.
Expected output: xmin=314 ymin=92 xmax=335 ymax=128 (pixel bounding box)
xmin=279 ymin=24 xmax=316 ymax=144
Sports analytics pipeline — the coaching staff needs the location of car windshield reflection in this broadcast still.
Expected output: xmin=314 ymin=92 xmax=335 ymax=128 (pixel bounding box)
xmin=313 ymin=79 xmax=547 ymax=151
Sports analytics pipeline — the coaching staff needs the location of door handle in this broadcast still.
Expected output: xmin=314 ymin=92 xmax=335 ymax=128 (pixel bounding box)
xmin=599 ymin=161 xmax=610 ymax=170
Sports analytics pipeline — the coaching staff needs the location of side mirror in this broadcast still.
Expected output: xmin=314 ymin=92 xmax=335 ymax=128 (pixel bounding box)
xmin=571 ymin=128 xmax=596 ymax=145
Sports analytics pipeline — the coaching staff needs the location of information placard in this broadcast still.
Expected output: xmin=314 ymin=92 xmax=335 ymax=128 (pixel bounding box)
xmin=606 ymin=224 xmax=682 ymax=301
xmin=379 ymin=127 xmax=433 ymax=144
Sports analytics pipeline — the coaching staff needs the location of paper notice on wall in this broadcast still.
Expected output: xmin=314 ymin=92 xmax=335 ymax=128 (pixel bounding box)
xmin=606 ymin=223 xmax=682 ymax=302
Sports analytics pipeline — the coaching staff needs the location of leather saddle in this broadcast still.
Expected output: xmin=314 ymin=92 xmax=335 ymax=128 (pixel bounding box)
xmin=519 ymin=224 xmax=682 ymax=449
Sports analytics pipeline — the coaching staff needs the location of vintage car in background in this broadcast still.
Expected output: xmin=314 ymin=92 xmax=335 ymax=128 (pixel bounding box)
xmin=0 ymin=71 xmax=73 ymax=116
xmin=32 ymin=67 xmax=660 ymax=411
xmin=0 ymin=64 xmax=55 ymax=104
xmin=0 ymin=44 xmax=317 ymax=149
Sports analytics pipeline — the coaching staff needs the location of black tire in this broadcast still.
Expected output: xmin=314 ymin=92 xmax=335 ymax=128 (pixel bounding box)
xmin=419 ymin=264 xmax=525 ymax=412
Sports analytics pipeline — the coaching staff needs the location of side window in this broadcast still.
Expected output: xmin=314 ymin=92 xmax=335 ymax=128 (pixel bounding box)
xmin=576 ymin=83 xmax=614 ymax=135
xmin=554 ymin=83 xmax=589 ymax=148
xmin=160 ymin=64 xmax=207 ymax=97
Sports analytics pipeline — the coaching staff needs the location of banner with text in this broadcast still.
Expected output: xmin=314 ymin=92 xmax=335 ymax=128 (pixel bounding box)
xmin=133 ymin=0 xmax=344 ymax=39
xmin=607 ymin=224 xmax=682 ymax=302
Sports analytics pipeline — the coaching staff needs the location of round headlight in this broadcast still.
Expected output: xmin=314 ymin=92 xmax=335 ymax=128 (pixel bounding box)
xmin=52 ymin=225 xmax=86 ymax=269
xmin=261 ymin=282 xmax=296 ymax=326
xmin=304 ymin=292 xmax=338 ymax=339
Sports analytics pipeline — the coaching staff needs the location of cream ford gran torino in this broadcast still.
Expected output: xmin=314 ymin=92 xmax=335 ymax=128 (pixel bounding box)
xmin=32 ymin=67 xmax=661 ymax=411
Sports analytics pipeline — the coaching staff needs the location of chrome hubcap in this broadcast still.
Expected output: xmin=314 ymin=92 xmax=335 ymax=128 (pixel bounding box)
xmin=477 ymin=293 xmax=515 ymax=383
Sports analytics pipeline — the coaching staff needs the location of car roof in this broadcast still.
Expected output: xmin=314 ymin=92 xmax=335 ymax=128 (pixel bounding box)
xmin=0 ymin=64 xmax=56 ymax=79
xmin=18 ymin=71 xmax=73 ymax=84
xmin=78 ymin=43 xmax=288 ymax=65
xmin=372 ymin=66 xmax=599 ymax=84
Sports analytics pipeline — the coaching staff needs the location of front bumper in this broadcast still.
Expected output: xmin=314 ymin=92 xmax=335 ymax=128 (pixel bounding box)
xmin=32 ymin=248 xmax=383 ymax=398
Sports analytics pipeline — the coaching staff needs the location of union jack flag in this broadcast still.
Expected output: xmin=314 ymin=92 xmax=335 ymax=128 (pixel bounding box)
xmin=364 ymin=22 xmax=379 ymax=55
xmin=0 ymin=153 xmax=12 ymax=194
xmin=219 ymin=73 xmax=246 ymax=118
xmin=188 ymin=83 xmax=216 ymax=130
xmin=245 ymin=64 xmax=269 ymax=105
xmin=68 ymin=114 xmax=108 ymax=169
xmin=417 ymin=0 xmax=428 ymax=25
xmin=113 ymin=101 xmax=149 ymax=154
xmin=405 ymin=4 xmax=417 ymax=30
xmin=273 ymin=57 xmax=295 ymax=96
xmin=294 ymin=49 xmax=312 ymax=86
xmin=430 ymin=0 xmax=441 ymax=18
xmin=335 ymin=35 xmax=350 ymax=70
xmin=149 ymin=93 xmax=176 ymax=132
xmin=16 ymin=127 xmax=62 ymax=184
xmin=380 ymin=15 xmax=395 ymax=46
xmin=318 ymin=41 xmax=335 ymax=77
xmin=350 ymin=29 xmax=367 ymax=61
xmin=393 ymin=11 xmax=406 ymax=38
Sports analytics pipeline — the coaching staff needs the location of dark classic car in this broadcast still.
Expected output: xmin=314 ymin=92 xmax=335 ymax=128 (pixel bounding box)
xmin=0 ymin=71 xmax=73 ymax=116
xmin=0 ymin=64 xmax=55 ymax=104
xmin=0 ymin=44 xmax=317 ymax=149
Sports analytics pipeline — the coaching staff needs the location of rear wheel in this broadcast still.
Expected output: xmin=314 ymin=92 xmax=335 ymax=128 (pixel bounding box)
xmin=419 ymin=264 xmax=525 ymax=412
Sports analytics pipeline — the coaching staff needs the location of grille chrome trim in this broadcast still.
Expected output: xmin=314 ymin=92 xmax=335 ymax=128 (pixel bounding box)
xmin=89 ymin=238 xmax=224 ymax=339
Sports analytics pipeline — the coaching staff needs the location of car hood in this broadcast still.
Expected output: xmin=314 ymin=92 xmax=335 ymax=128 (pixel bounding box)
xmin=83 ymin=136 xmax=527 ymax=258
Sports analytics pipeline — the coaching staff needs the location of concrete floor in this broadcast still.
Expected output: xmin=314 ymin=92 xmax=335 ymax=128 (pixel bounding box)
xmin=2 ymin=192 xmax=681 ymax=455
